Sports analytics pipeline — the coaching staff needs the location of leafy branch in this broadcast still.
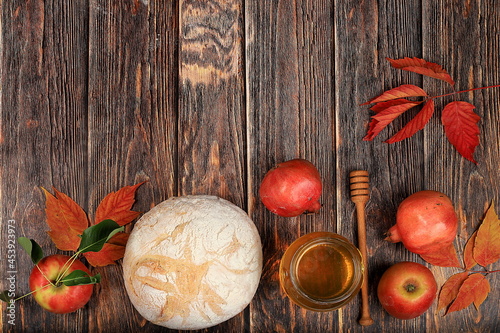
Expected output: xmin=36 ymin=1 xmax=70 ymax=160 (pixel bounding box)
xmin=362 ymin=57 xmax=500 ymax=164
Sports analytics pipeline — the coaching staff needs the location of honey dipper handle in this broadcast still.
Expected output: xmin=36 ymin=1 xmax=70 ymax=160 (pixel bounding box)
xmin=349 ymin=170 xmax=374 ymax=326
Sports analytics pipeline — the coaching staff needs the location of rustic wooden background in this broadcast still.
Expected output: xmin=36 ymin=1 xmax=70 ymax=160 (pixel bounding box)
xmin=1 ymin=0 xmax=499 ymax=332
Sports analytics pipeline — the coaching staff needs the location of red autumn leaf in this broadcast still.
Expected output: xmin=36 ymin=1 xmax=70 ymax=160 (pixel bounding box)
xmin=363 ymin=100 xmax=421 ymax=141
xmin=84 ymin=233 xmax=130 ymax=267
xmin=441 ymin=101 xmax=480 ymax=164
xmin=94 ymin=181 xmax=145 ymax=226
xmin=463 ymin=231 xmax=478 ymax=270
xmin=386 ymin=99 xmax=435 ymax=143
xmin=437 ymin=272 xmax=469 ymax=313
xmin=369 ymin=98 xmax=422 ymax=113
xmin=473 ymin=202 xmax=500 ymax=267
xmin=387 ymin=57 xmax=455 ymax=86
xmin=42 ymin=187 xmax=89 ymax=251
xmin=361 ymin=84 xmax=428 ymax=105
xmin=419 ymin=242 xmax=461 ymax=267
xmin=446 ymin=273 xmax=490 ymax=315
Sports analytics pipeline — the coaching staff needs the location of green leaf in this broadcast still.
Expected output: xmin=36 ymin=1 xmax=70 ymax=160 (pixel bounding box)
xmin=77 ymin=219 xmax=124 ymax=253
xmin=0 ymin=290 xmax=12 ymax=302
xmin=61 ymin=270 xmax=101 ymax=286
xmin=17 ymin=237 xmax=44 ymax=264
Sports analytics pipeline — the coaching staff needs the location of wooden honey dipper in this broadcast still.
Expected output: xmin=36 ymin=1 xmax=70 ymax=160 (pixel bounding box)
xmin=349 ymin=170 xmax=374 ymax=326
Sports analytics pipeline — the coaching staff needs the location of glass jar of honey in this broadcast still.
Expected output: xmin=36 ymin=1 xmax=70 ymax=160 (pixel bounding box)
xmin=279 ymin=232 xmax=364 ymax=311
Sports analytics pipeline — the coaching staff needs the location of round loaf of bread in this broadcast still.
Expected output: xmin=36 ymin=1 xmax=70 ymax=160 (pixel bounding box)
xmin=123 ymin=195 xmax=263 ymax=330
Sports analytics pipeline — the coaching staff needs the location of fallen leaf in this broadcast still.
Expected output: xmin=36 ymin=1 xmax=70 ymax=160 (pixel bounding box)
xmin=84 ymin=233 xmax=130 ymax=267
xmin=363 ymin=100 xmax=421 ymax=141
xmin=441 ymin=101 xmax=480 ymax=164
xmin=386 ymin=99 xmax=435 ymax=143
xmin=42 ymin=187 xmax=89 ymax=251
xmin=386 ymin=57 xmax=455 ymax=86
xmin=84 ymin=182 xmax=144 ymax=266
xmin=437 ymin=272 xmax=469 ymax=313
xmin=446 ymin=273 xmax=490 ymax=315
xmin=361 ymin=84 xmax=428 ymax=105
xmin=419 ymin=242 xmax=461 ymax=267
xmin=370 ymin=98 xmax=422 ymax=113
xmin=473 ymin=202 xmax=500 ymax=267
xmin=472 ymin=278 xmax=490 ymax=310
xmin=94 ymin=181 xmax=145 ymax=226
xmin=463 ymin=231 xmax=478 ymax=270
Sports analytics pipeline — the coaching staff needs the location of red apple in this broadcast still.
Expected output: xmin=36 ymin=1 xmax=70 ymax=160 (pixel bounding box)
xmin=29 ymin=254 xmax=94 ymax=314
xmin=377 ymin=261 xmax=437 ymax=320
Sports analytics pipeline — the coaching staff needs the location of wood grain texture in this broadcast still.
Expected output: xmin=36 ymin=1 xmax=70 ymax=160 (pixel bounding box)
xmin=177 ymin=0 xmax=247 ymax=332
xmin=1 ymin=0 xmax=500 ymax=332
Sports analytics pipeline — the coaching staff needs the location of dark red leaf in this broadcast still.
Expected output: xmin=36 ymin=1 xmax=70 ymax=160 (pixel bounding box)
xmin=386 ymin=99 xmax=435 ymax=143
xmin=441 ymin=101 xmax=480 ymax=164
xmin=387 ymin=57 xmax=455 ymax=86
xmin=363 ymin=100 xmax=421 ymax=141
xmin=370 ymin=99 xmax=422 ymax=113
xmin=361 ymin=84 xmax=428 ymax=105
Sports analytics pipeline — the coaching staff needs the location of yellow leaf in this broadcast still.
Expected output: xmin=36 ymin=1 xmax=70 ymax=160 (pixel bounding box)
xmin=473 ymin=201 xmax=500 ymax=267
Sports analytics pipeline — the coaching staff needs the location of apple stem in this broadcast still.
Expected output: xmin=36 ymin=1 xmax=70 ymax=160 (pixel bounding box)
xmin=54 ymin=252 xmax=81 ymax=285
xmin=35 ymin=264 xmax=56 ymax=288
xmin=12 ymin=283 xmax=52 ymax=302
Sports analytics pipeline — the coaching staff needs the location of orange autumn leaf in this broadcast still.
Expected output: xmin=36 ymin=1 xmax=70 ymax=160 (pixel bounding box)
xmin=42 ymin=182 xmax=144 ymax=267
xmin=387 ymin=57 xmax=455 ymax=86
xmin=386 ymin=99 xmax=435 ymax=143
xmin=441 ymin=101 xmax=480 ymax=164
xmin=361 ymin=84 xmax=428 ymax=105
xmin=437 ymin=272 xmax=469 ymax=313
xmin=419 ymin=242 xmax=461 ymax=268
xmin=463 ymin=231 xmax=478 ymax=270
xmin=84 ymin=181 xmax=145 ymax=267
xmin=94 ymin=181 xmax=145 ymax=226
xmin=473 ymin=202 xmax=500 ymax=267
xmin=84 ymin=233 xmax=130 ymax=267
xmin=42 ymin=187 xmax=89 ymax=251
xmin=446 ymin=273 xmax=490 ymax=315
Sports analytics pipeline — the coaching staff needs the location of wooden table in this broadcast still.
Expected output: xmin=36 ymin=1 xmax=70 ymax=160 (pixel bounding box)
xmin=1 ymin=1 xmax=499 ymax=332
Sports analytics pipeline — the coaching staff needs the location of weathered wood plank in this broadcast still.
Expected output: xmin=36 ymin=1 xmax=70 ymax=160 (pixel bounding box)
xmin=177 ymin=0 xmax=247 ymax=332
xmin=246 ymin=0 xmax=337 ymax=331
xmin=1 ymin=1 xmax=91 ymax=332
xmin=1 ymin=0 xmax=500 ymax=332
xmin=422 ymin=1 xmax=500 ymax=332
xmin=178 ymin=0 xmax=246 ymax=207
xmin=86 ymin=1 xmax=177 ymax=332
xmin=335 ymin=1 xmax=429 ymax=332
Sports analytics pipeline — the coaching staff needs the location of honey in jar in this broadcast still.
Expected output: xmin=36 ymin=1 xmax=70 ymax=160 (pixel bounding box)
xmin=279 ymin=232 xmax=363 ymax=311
